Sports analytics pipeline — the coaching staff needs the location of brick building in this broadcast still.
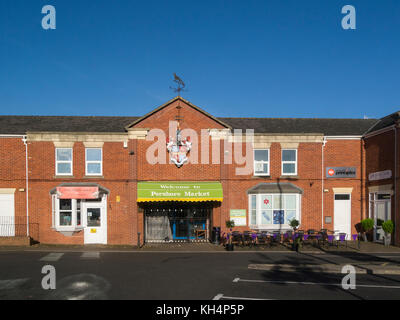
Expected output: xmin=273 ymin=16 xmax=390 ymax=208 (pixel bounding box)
xmin=0 ymin=96 xmax=397 ymax=246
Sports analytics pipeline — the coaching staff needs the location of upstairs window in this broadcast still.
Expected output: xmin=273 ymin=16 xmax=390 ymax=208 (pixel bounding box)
xmin=282 ymin=149 xmax=297 ymax=176
xmin=254 ymin=149 xmax=269 ymax=176
xmin=86 ymin=148 xmax=102 ymax=176
xmin=56 ymin=148 xmax=73 ymax=176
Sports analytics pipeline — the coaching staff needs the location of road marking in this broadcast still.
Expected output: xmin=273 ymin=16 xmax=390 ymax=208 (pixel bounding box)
xmin=40 ymin=253 xmax=64 ymax=262
xmin=213 ymin=293 xmax=272 ymax=300
xmin=233 ymin=278 xmax=400 ymax=289
xmin=80 ymin=252 xmax=100 ymax=259
xmin=0 ymin=278 xmax=29 ymax=290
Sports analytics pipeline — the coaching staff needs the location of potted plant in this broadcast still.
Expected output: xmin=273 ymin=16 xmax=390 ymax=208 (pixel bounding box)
xmin=289 ymin=219 xmax=299 ymax=231
xmin=289 ymin=219 xmax=301 ymax=251
xmin=382 ymin=220 xmax=394 ymax=246
xmin=361 ymin=218 xmax=374 ymax=242
xmin=225 ymin=220 xmax=235 ymax=251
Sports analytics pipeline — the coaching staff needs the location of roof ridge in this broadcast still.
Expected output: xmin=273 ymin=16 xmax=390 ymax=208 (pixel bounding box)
xmin=218 ymin=116 xmax=377 ymax=120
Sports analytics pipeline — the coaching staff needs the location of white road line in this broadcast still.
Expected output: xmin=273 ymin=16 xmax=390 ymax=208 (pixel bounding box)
xmin=212 ymin=293 xmax=224 ymax=300
xmin=233 ymin=278 xmax=400 ymax=289
xmin=213 ymin=293 xmax=272 ymax=300
xmin=40 ymin=253 xmax=64 ymax=262
xmin=80 ymin=252 xmax=100 ymax=259
xmin=0 ymin=278 xmax=29 ymax=290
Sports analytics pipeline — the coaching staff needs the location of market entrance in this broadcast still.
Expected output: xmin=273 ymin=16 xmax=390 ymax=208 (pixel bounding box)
xmin=143 ymin=202 xmax=213 ymax=242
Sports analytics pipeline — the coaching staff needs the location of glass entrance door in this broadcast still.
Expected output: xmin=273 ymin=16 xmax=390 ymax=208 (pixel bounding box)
xmin=370 ymin=193 xmax=391 ymax=242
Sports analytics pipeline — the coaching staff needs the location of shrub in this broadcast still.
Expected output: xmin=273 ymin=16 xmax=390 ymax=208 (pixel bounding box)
xmin=382 ymin=220 xmax=394 ymax=234
xmin=289 ymin=219 xmax=299 ymax=229
xmin=361 ymin=218 xmax=374 ymax=232
xmin=225 ymin=220 xmax=235 ymax=229
xmin=377 ymin=219 xmax=384 ymax=227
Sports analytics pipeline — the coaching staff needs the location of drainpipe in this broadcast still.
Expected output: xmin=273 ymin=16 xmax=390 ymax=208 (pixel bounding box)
xmin=22 ymin=136 xmax=29 ymax=237
xmin=395 ymin=126 xmax=397 ymax=245
xmin=322 ymin=137 xmax=327 ymax=229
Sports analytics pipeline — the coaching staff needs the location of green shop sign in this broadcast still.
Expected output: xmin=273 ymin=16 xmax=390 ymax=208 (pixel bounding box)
xmin=137 ymin=181 xmax=223 ymax=202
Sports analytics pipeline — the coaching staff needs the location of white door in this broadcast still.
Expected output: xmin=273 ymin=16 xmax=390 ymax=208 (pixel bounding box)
xmin=83 ymin=202 xmax=107 ymax=244
xmin=334 ymin=194 xmax=351 ymax=239
xmin=0 ymin=194 xmax=15 ymax=237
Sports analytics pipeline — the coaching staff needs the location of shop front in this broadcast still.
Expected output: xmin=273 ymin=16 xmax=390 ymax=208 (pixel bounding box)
xmin=137 ymin=182 xmax=223 ymax=243
xmin=50 ymin=183 xmax=109 ymax=244
xmin=369 ymin=185 xmax=393 ymax=242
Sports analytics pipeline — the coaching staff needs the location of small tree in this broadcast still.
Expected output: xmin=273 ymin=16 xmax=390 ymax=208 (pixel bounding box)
xmin=289 ymin=219 xmax=299 ymax=231
xmin=361 ymin=218 xmax=374 ymax=242
xmin=225 ymin=220 xmax=235 ymax=230
xmin=382 ymin=220 xmax=394 ymax=234
xmin=361 ymin=218 xmax=374 ymax=232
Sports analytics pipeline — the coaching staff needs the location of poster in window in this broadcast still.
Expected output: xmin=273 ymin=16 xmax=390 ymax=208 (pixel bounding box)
xmin=273 ymin=210 xmax=284 ymax=225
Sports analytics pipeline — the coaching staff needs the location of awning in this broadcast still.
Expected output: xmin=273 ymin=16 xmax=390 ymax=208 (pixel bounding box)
xmin=247 ymin=183 xmax=303 ymax=195
xmin=50 ymin=183 xmax=110 ymax=199
xmin=137 ymin=181 xmax=223 ymax=202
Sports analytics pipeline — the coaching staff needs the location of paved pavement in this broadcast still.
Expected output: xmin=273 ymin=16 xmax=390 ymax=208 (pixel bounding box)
xmin=1 ymin=249 xmax=400 ymax=300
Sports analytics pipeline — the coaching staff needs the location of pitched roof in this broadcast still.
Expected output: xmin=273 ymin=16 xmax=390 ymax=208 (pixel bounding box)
xmin=0 ymin=116 xmax=139 ymax=134
xmin=125 ymin=96 xmax=232 ymax=130
xmin=219 ymin=117 xmax=378 ymax=136
xmin=364 ymin=111 xmax=400 ymax=135
xmin=0 ymin=96 xmax=380 ymax=136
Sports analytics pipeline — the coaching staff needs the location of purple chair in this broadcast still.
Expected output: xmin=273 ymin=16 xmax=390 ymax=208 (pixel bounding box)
xmin=327 ymin=235 xmax=335 ymax=247
xmin=303 ymin=234 xmax=309 ymax=241
xmin=352 ymin=234 xmax=358 ymax=241
xmin=338 ymin=233 xmax=347 ymax=248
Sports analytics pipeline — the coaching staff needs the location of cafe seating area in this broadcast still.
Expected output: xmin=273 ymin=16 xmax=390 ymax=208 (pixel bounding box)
xmin=221 ymin=229 xmax=360 ymax=249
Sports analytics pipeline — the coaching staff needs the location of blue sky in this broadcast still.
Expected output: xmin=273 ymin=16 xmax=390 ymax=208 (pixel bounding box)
xmin=0 ymin=0 xmax=399 ymax=119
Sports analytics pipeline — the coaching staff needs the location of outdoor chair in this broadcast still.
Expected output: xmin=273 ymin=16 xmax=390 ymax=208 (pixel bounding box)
xmin=255 ymin=232 xmax=269 ymax=246
xmin=319 ymin=229 xmax=328 ymax=245
xmin=327 ymin=234 xmax=336 ymax=247
xmin=271 ymin=231 xmax=281 ymax=247
xmin=296 ymin=230 xmax=305 ymax=242
xmin=231 ymin=231 xmax=243 ymax=246
xmin=282 ymin=231 xmax=293 ymax=245
xmin=337 ymin=233 xmax=347 ymax=248
xmin=243 ymin=231 xmax=253 ymax=246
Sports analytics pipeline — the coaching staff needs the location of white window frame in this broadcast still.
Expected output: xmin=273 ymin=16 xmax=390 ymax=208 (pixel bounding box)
xmin=248 ymin=193 xmax=301 ymax=230
xmin=281 ymin=149 xmax=297 ymax=176
xmin=54 ymin=198 xmax=82 ymax=231
xmin=85 ymin=148 xmax=103 ymax=176
xmin=253 ymin=149 xmax=270 ymax=176
xmin=53 ymin=197 xmax=105 ymax=232
xmin=55 ymin=148 xmax=73 ymax=176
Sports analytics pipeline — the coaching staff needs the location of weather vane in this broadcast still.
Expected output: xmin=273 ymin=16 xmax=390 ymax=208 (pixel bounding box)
xmin=170 ymin=73 xmax=186 ymax=97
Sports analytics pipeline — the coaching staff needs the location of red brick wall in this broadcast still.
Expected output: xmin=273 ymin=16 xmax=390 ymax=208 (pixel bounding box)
xmin=364 ymin=128 xmax=398 ymax=245
xmin=0 ymin=100 xmax=382 ymax=245
xmin=27 ymin=140 xmax=135 ymax=245
xmin=0 ymin=137 xmax=28 ymax=236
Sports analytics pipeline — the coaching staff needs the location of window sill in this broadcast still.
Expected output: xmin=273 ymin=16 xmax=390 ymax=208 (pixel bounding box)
xmin=280 ymin=175 xmax=299 ymax=179
xmin=84 ymin=175 xmax=104 ymax=179
xmin=51 ymin=226 xmax=84 ymax=232
xmin=253 ymin=175 xmax=271 ymax=179
xmin=54 ymin=175 xmax=74 ymax=179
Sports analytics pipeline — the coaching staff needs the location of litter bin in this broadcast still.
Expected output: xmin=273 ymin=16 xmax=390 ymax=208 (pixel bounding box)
xmin=213 ymin=227 xmax=221 ymax=245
